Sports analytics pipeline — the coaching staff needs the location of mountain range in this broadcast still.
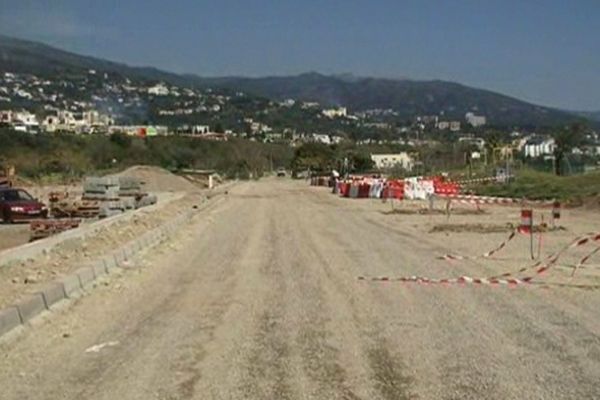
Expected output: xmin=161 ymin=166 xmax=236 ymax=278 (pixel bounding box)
xmin=0 ymin=34 xmax=591 ymax=128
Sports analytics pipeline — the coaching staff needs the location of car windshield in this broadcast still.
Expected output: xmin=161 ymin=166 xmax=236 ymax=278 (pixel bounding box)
xmin=3 ymin=190 xmax=34 ymax=201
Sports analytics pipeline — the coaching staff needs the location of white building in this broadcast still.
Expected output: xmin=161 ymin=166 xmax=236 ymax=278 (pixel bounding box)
xmin=524 ymin=136 xmax=556 ymax=158
xmin=312 ymin=133 xmax=332 ymax=144
xmin=437 ymin=121 xmax=450 ymax=130
xmin=13 ymin=110 xmax=38 ymax=128
xmin=42 ymin=115 xmax=59 ymax=132
xmin=148 ymin=83 xmax=169 ymax=96
xmin=0 ymin=110 xmax=14 ymax=124
xmin=465 ymin=112 xmax=487 ymax=127
xmin=371 ymin=153 xmax=414 ymax=171
xmin=322 ymin=107 xmax=347 ymax=118
xmin=191 ymin=125 xmax=210 ymax=134
xmin=458 ymin=136 xmax=486 ymax=150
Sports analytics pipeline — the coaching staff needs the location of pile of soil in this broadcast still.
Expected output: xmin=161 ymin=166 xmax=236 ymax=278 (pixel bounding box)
xmin=114 ymin=166 xmax=197 ymax=192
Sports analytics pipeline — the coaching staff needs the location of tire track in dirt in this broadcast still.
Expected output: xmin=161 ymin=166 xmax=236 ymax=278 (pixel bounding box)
xmin=289 ymin=195 xmax=417 ymax=400
xmin=232 ymin=199 xmax=297 ymax=400
xmin=52 ymin=198 xmax=250 ymax=400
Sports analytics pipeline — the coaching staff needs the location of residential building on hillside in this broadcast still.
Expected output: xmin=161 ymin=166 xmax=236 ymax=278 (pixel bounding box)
xmin=523 ymin=136 xmax=556 ymax=158
xmin=450 ymin=121 xmax=461 ymax=131
xmin=13 ymin=110 xmax=38 ymax=128
xmin=417 ymin=115 xmax=439 ymax=125
xmin=437 ymin=121 xmax=450 ymax=130
xmin=371 ymin=153 xmax=414 ymax=171
xmin=191 ymin=125 xmax=210 ymax=135
xmin=322 ymin=107 xmax=347 ymax=118
xmin=148 ymin=83 xmax=169 ymax=96
xmin=465 ymin=112 xmax=487 ymax=127
xmin=0 ymin=110 xmax=14 ymax=124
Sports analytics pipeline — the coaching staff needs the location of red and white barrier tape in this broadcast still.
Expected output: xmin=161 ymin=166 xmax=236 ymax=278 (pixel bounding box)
xmin=437 ymin=194 xmax=554 ymax=207
xmin=454 ymin=176 xmax=512 ymax=185
xmin=571 ymin=245 xmax=600 ymax=277
xmin=358 ymin=232 xmax=600 ymax=287
xmin=440 ymin=230 xmax=517 ymax=261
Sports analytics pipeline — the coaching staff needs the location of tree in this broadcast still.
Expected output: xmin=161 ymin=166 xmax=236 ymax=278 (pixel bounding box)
xmin=346 ymin=151 xmax=374 ymax=172
xmin=553 ymin=122 xmax=585 ymax=175
xmin=109 ymin=132 xmax=132 ymax=148
xmin=291 ymin=143 xmax=335 ymax=174
xmin=214 ymin=122 xmax=225 ymax=133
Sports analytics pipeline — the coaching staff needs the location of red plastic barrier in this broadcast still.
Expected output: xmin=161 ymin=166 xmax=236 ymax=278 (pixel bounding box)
xmin=385 ymin=180 xmax=404 ymax=199
xmin=358 ymin=183 xmax=371 ymax=198
xmin=339 ymin=182 xmax=350 ymax=197
xmin=434 ymin=178 xmax=460 ymax=195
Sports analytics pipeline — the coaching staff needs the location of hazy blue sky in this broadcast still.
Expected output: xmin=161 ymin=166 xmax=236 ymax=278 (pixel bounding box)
xmin=0 ymin=0 xmax=599 ymax=110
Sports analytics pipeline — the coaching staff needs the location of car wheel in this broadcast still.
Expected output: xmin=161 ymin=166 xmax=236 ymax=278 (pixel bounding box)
xmin=2 ymin=210 xmax=12 ymax=224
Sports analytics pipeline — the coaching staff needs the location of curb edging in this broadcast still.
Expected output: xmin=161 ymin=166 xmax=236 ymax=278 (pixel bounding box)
xmin=0 ymin=181 xmax=236 ymax=340
xmin=0 ymin=207 xmax=196 ymax=339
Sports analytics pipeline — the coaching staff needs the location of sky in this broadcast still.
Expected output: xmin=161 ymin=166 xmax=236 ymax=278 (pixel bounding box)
xmin=0 ymin=0 xmax=599 ymax=111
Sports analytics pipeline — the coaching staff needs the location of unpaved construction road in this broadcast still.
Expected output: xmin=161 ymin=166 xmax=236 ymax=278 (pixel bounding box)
xmin=1 ymin=179 xmax=599 ymax=399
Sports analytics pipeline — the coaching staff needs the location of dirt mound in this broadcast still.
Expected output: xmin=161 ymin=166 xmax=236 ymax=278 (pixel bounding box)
xmin=114 ymin=166 xmax=197 ymax=192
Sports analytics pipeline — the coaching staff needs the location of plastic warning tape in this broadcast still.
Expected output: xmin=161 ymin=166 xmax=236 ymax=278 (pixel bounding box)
xmin=358 ymin=232 xmax=600 ymax=287
xmin=437 ymin=194 xmax=554 ymax=207
xmin=487 ymin=233 xmax=600 ymax=280
xmin=440 ymin=230 xmax=517 ymax=261
xmin=453 ymin=176 xmax=513 ymax=185
xmin=357 ymin=275 xmax=531 ymax=285
xmin=570 ymin=245 xmax=600 ymax=276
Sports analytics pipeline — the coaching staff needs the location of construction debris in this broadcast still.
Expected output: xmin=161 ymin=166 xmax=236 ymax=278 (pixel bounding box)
xmin=29 ymin=219 xmax=81 ymax=241
xmin=49 ymin=192 xmax=101 ymax=218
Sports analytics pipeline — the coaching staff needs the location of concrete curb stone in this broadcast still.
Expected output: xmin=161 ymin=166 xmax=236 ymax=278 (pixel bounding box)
xmin=16 ymin=294 xmax=46 ymax=323
xmin=61 ymin=274 xmax=82 ymax=297
xmin=113 ymin=251 xmax=125 ymax=266
xmin=38 ymin=283 xmax=66 ymax=309
xmin=0 ymin=307 xmax=21 ymax=336
xmin=92 ymin=261 xmax=107 ymax=278
xmin=103 ymin=256 xmax=117 ymax=270
xmin=76 ymin=266 xmax=95 ymax=288
xmin=0 ymin=188 xmax=220 ymax=338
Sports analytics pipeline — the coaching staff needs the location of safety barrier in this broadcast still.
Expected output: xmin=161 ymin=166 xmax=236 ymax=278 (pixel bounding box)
xmin=358 ymin=232 xmax=600 ymax=287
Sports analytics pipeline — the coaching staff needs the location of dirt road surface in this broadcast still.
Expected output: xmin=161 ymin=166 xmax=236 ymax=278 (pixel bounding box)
xmin=0 ymin=224 xmax=29 ymax=252
xmin=1 ymin=179 xmax=599 ymax=399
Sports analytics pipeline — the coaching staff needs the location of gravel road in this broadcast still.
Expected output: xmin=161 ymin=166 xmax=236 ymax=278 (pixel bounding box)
xmin=0 ymin=224 xmax=30 ymax=251
xmin=1 ymin=179 xmax=598 ymax=399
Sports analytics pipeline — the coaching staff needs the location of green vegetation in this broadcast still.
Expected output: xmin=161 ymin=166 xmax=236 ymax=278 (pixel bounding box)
xmin=0 ymin=129 xmax=293 ymax=181
xmin=290 ymin=142 xmax=401 ymax=175
xmin=472 ymin=169 xmax=600 ymax=202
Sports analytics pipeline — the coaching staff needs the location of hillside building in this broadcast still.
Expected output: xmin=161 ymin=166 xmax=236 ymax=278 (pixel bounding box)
xmin=322 ymin=107 xmax=347 ymax=118
xmin=523 ymin=136 xmax=556 ymax=158
xmin=371 ymin=153 xmax=414 ymax=171
xmin=465 ymin=112 xmax=487 ymax=127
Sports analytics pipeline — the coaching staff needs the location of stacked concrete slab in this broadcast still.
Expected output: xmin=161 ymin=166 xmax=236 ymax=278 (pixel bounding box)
xmin=82 ymin=177 xmax=123 ymax=218
xmin=117 ymin=176 xmax=157 ymax=209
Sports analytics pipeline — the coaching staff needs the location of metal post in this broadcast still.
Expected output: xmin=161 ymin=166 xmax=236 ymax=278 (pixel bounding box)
xmin=530 ymin=211 xmax=534 ymax=260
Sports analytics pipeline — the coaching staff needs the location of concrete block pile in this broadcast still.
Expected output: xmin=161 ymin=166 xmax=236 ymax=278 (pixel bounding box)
xmin=82 ymin=176 xmax=156 ymax=218
xmin=117 ymin=176 xmax=158 ymax=209
xmin=82 ymin=177 xmax=124 ymax=218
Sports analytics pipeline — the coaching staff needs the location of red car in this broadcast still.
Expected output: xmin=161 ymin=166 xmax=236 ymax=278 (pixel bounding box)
xmin=0 ymin=188 xmax=48 ymax=223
